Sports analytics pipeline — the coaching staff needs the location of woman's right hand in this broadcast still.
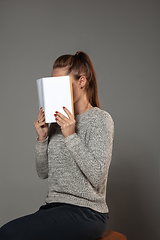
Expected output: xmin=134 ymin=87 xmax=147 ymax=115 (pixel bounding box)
xmin=34 ymin=107 xmax=49 ymax=141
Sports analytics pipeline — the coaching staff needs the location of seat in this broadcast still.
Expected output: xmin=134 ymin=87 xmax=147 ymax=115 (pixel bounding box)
xmin=98 ymin=229 xmax=127 ymax=240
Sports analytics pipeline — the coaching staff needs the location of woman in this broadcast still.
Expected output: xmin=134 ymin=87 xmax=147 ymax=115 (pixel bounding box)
xmin=0 ymin=51 xmax=114 ymax=240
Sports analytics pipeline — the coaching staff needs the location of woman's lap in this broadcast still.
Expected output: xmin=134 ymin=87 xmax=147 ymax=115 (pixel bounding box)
xmin=0 ymin=203 xmax=108 ymax=240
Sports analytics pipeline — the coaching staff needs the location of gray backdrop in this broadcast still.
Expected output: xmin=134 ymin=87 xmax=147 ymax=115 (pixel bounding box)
xmin=0 ymin=1 xmax=159 ymax=239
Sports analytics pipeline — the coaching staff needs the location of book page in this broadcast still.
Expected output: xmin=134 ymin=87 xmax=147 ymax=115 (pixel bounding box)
xmin=36 ymin=79 xmax=44 ymax=109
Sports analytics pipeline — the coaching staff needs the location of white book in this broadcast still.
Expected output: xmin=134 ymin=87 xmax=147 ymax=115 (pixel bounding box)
xmin=36 ymin=76 xmax=74 ymax=123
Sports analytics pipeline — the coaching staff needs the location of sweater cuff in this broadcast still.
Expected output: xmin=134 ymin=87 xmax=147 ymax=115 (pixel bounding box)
xmin=35 ymin=137 xmax=48 ymax=151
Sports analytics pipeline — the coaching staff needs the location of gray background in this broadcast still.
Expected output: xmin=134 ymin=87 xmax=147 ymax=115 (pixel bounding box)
xmin=0 ymin=0 xmax=159 ymax=239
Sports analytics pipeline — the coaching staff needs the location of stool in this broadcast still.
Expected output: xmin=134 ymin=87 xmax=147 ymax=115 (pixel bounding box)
xmin=98 ymin=229 xmax=127 ymax=240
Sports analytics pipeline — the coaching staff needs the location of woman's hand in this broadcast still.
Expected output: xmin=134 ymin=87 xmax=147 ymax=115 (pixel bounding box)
xmin=54 ymin=107 xmax=76 ymax=138
xmin=34 ymin=107 xmax=49 ymax=141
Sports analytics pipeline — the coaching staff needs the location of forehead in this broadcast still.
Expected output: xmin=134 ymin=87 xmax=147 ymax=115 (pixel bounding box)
xmin=51 ymin=67 xmax=68 ymax=77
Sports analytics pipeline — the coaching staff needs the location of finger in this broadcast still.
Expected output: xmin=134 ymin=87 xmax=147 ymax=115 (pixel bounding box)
xmin=37 ymin=112 xmax=45 ymax=122
xmin=34 ymin=115 xmax=45 ymax=127
xmin=38 ymin=121 xmax=46 ymax=128
xmin=34 ymin=120 xmax=44 ymax=128
xmin=37 ymin=116 xmax=44 ymax=123
xmin=55 ymin=118 xmax=62 ymax=127
xmin=55 ymin=111 xmax=70 ymax=122
xmin=54 ymin=114 xmax=66 ymax=124
xmin=37 ymin=113 xmax=45 ymax=122
xmin=63 ymin=107 xmax=74 ymax=119
xmin=37 ymin=107 xmax=43 ymax=118
xmin=34 ymin=119 xmax=45 ymax=126
xmin=55 ymin=118 xmax=69 ymax=128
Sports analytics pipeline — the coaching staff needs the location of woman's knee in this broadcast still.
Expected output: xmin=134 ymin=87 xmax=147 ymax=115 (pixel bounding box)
xmin=0 ymin=221 xmax=17 ymax=240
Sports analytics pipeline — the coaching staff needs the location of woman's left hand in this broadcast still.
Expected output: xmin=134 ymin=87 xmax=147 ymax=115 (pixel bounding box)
xmin=54 ymin=107 xmax=76 ymax=138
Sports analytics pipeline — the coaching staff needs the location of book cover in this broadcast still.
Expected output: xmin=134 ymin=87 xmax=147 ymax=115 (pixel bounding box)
xmin=36 ymin=76 xmax=74 ymax=123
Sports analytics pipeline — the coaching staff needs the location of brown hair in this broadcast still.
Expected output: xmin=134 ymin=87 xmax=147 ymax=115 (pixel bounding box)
xmin=53 ymin=51 xmax=101 ymax=108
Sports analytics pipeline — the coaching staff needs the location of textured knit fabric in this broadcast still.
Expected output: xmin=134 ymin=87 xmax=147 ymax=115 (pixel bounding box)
xmin=35 ymin=107 xmax=114 ymax=213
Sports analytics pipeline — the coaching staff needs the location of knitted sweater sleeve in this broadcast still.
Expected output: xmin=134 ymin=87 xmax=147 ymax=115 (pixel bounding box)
xmin=64 ymin=112 xmax=114 ymax=188
xmin=35 ymin=137 xmax=48 ymax=179
xmin=35 ymin=123 xmax=58 ymax=179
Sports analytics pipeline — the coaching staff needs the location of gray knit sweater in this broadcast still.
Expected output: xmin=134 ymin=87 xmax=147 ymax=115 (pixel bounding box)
xmin=35 ymin=107 xmax=114 ymax=213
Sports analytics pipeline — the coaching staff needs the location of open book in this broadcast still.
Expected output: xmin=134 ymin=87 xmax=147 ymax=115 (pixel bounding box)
xmin=36 ymin=76 xmax=74 ymax=123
